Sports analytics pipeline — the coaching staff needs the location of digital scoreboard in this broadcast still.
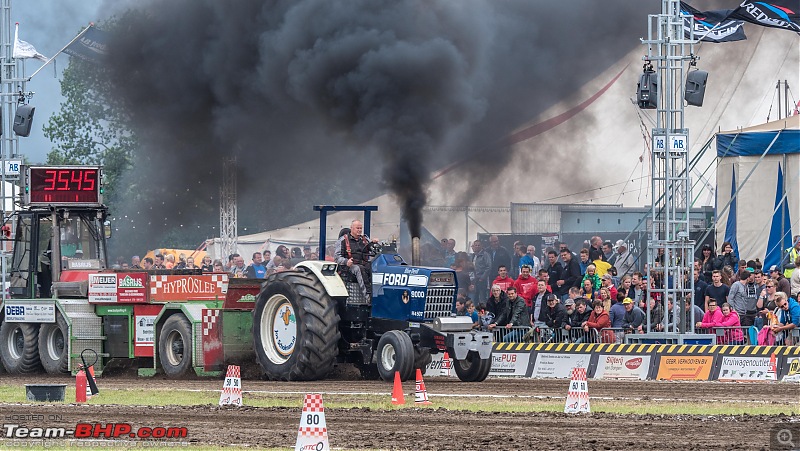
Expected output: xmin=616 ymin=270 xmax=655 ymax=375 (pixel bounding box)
xmin=23 ymin=166 xmax=103 ymax=206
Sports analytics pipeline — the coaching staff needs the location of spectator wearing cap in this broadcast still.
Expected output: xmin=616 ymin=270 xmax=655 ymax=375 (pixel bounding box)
xmin=540 ymin=293 xmax=566 ymax=330
xmin=613 ymin=240 xmax=635 ymax=277
xmin=600 ymin=274 xmax=618 ymax=301
xmin=621 ymin=297 xmax=645 ymax=333
xmin=769 ymin=264 xmax=792 ymax=298
xmin=728 ymin=268 xmax=759 ymax=326
xmin=563 ymin=297 xmax=577 ymax=335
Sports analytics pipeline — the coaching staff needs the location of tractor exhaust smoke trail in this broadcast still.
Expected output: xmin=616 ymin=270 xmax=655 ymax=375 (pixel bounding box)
xmin=101 ymin=0 xmax=654 ymax=249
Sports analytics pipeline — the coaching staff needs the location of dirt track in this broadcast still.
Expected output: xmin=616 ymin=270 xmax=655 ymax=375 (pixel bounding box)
xmin=1 ymin=375 xmax=798 ymax=450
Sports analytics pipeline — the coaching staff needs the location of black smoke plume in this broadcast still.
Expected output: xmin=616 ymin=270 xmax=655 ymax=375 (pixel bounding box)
xmin=102 ymin=0 xmax=655 ymax=249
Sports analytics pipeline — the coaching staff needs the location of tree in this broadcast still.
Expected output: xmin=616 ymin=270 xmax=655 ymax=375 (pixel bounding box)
xmin=43 ymin=46 xmax=136 ymax=207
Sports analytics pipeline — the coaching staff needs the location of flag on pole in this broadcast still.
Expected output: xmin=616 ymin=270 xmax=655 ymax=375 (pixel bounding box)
xmin=729 ymin=0 xmax=800 ymax=32
xmin=63 ymin=25 xmax=108 ymax=62
xmin=13 ymin=23 xmax=47 ymax=61
xmin=680 ymin=2 xmax=747 ymax=43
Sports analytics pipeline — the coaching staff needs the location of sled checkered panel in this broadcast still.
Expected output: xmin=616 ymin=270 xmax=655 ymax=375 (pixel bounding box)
xmin=202 ymin=309 xmax=220 ymax=336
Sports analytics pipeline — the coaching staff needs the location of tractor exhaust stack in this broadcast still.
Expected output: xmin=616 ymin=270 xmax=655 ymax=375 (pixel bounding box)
xmin=411 ymin=237 xmax=421 ymax=266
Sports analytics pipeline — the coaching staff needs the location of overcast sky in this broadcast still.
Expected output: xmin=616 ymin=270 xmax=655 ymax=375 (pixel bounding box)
xmin=11 ymin=1 xmax=107 ymax=163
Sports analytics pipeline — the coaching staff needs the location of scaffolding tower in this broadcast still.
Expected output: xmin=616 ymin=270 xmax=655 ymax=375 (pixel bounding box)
xmin=641 ymin=0 xmax=697 ymax=337
xmin=219 ymin=156 xmax=238 ymax=260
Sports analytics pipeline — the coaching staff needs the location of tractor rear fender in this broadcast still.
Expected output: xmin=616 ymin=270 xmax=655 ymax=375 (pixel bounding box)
xmin=294 ymin=261 xmax=349 ymax=298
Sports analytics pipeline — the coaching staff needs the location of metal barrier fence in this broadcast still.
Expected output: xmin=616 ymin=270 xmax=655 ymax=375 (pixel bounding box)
xmin=490 ymin=325 xmax=799 ymax=345
xmin=489 ymin=326 xmax=623 ymax=344
xmin=696 ymin=326 xmax=799 ymax=346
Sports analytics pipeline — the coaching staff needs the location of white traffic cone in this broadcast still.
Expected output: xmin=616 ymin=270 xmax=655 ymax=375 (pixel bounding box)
xmin=295 ymin=394 xmax=330 ymax=451
xmin=218 ymin=365 xmax=242 ymax=406
xmin=564 ymin=367 xmax=590 ymax=414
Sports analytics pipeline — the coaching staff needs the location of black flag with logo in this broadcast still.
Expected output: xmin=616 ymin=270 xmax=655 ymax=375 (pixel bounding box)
xmin=730 ymin=0 xmax=800 ymax=32
xmin=680 ymin=2 xmax=747 ymax=42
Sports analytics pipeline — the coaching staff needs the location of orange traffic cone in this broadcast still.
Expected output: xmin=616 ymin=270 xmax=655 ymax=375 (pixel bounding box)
xmin=414 ymin=369 xmax=431 ymax=405
xmin=767 ymin=352 xmax=777 ymax=382
xmin=441 ymin=351 xmax=452 ymax=377
xmin=391 ymin=371 xmax=405 ymax=405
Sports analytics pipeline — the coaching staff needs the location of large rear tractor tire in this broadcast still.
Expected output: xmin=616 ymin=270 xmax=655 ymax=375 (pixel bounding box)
xmin=38 ymin=312 xmax=69 ymax=374
xmin=253 ymin=271 xmax=341 ymax=381
xmin=0 ymin=321 xmax=42 ymax=374
xmin=376 ymin=330 xmax=414 ymax=382
xmin=159 ymin=314 xmax=193 ymax=378
xmin=451 ymin=350 xmax=491 ymax=382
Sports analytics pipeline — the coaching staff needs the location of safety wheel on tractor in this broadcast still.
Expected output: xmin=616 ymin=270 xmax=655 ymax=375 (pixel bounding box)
xmin=38 ymin=311 xmax=70 ymax=374
xmin=414 ymin=347 xmax=432 ymax=374
xmin=253 ymin=270 xmax=341 ymax=381
xmin=450 ymin=350 xmax=491 ymax=382
xmin=376 ymin=330 xmax=415 ymax=382
xmin=0 ymin=321 xmax=42 ymax=374
xmin=159 ymin=314 xmax=193 ymax=378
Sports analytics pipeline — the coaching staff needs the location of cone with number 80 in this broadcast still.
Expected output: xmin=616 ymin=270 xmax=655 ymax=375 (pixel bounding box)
xmin=295 ymin=393 xmax=329 ymax=451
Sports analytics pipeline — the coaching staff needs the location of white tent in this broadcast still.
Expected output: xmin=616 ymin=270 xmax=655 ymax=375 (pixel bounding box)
xmin=715 ymin=115 xmax=799 ymax=267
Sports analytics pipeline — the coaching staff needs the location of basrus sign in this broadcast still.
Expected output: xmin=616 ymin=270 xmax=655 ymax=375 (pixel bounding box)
xmin=150 ymin=274 xmax=229 ymax=302
xmin=89 ymin=273 xmax=148 ymax=303
xmin=117 ymin=273 xmax=147 ymax=303
xmin=656 ymin=355 xmax=713 ymax=381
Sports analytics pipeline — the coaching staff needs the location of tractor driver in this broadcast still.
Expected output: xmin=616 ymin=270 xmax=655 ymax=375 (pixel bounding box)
xmin=335 ymin=220 xmax=377 ymax=299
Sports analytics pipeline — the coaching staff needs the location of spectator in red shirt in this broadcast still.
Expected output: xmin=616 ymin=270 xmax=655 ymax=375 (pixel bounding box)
xmin=492 ymin=265 xmax=515 ymax=292
xmin=513 ymin=264 xmax=538 ymax=308
xmin=600 ymin=274 xmax=618 ymax=300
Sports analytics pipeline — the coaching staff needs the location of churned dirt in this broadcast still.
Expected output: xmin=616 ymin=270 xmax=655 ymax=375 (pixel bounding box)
xmin=1 ymin=374 xmax=798 ymax=450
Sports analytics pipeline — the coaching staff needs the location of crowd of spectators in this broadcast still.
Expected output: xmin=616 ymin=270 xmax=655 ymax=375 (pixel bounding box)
xmin=448 ymin=234 xmax=800 ymax=345
xmin=115 ymin=244 xmax=327 ymax=279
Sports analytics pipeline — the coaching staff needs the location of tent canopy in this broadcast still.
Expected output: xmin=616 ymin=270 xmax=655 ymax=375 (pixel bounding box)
xmin=717 ymin=115 xmax=800 ymax=157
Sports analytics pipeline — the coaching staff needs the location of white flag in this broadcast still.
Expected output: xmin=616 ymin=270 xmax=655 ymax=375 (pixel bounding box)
xmin=13 ymin=23 xmax=47 ymax=62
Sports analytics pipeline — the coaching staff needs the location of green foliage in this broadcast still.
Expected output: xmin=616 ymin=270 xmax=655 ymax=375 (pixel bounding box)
xmin=43 ymin=48 xmax=136 ymax=207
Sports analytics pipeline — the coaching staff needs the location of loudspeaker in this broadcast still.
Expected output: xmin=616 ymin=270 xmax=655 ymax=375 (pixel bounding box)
xmin=684 ymin=70 xmax=708 ymax=107
xmin=13 ymin=104 xmax=35 ymax=137
xmin=637 ymin=72 xmax=658 ymax=109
